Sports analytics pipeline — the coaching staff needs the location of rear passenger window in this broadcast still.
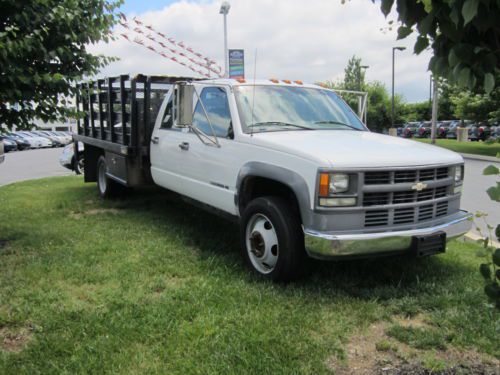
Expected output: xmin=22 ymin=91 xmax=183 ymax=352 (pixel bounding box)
xmin=192 ymin=87 xmax=232 ymax=138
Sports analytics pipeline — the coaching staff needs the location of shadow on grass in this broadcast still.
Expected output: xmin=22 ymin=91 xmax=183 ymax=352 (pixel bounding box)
xmin=97 ymin=185 xmax=473 ymax=302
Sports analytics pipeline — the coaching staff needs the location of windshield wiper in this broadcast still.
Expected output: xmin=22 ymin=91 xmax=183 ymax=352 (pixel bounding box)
xmin=314 ymin=120 xmax=363 ymax=131
xmin=248 ymin=121 xmax=314 ymax=130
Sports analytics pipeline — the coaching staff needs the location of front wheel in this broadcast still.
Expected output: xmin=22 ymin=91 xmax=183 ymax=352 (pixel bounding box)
xmin=240 ymin=196 xmax=307 ymax=282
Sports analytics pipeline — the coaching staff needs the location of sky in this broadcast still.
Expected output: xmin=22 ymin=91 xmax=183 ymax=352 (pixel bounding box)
xmin=89 ymin=0 xmax=434 ymax=102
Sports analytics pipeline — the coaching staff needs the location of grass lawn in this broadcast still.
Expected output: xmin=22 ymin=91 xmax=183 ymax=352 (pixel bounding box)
xmin=414 ymin=138 xmax=500 ymax=157
xmin=0 ymin=177 xmax=499 ymax=374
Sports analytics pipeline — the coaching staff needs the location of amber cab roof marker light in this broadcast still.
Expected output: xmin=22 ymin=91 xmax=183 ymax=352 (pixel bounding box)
xmin=294 ymin=80 xmax=303 ymax=85
xmin=269 ymin=78 xmax=279 ymax=83
xmin=282 ymin=79 xmax=292 ymax=84
xmin=236 ymin=78 xmax=246 ymax=83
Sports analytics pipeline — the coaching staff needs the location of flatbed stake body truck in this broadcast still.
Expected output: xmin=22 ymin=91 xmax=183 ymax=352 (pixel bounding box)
xmin=74 ymin=74 xmax=472 ymax=281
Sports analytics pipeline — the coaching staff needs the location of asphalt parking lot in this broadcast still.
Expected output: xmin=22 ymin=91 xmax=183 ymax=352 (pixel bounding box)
xmin=0 ymin=147 xmax=72 ymax=186
xmin=0 ymin=147 xmax=499 ymax=236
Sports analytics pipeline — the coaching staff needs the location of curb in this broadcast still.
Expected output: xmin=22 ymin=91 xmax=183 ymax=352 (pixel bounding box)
xmin=460 ymin=153 xmax=499 ymax=163
xmin=463 ymin=232 xmax=500 ymax=248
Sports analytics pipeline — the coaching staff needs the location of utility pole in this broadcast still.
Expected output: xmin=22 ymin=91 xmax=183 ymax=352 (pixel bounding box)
xmin=431 ymin=76 xmax=438 ymax=145
xmin=219 ymin=2 xmax=231 ymax=78
xmin=391 ymin=47 xmax=406 ymax=128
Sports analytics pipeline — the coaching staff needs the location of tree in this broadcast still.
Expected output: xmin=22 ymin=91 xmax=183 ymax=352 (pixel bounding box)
xmin=378 ymin=0 xmax=500 ymax=93
xmin=0 ymin=0 xmax=122 ymax=130
xmin=343 ymin=55 xmax=366 ymax=91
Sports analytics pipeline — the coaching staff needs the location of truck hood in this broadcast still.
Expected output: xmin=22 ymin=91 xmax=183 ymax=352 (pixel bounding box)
xmin=249 ymin=130 xmax=463 ymax=168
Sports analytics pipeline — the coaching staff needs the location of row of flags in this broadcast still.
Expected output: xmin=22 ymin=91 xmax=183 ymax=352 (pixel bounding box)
xmin=117 ymin=12 xmax=222 ymax=78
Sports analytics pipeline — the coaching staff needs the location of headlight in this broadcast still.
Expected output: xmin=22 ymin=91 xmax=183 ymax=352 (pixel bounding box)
xmin=329 ymin=173 xmax=349 ymax=193
xmin=454 ymin=165 xmax=463 ymax=184
xmin=318 ymin=172 xmax=355 ymax=206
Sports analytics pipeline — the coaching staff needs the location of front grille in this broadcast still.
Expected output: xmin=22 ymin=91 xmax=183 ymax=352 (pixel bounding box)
xmin=363 ymin=186 xmax=449 ymax=206
xmin=361 ymin=165 xmax=455 ymax=228
xmin=365 ymin=167 xmax=449 ymax=185
xmin=364 ymin=201 xmax=449 ymax=227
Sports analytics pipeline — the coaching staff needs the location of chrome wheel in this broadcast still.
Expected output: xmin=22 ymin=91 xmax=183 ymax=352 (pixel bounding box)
xmin=98 ymin=160 xmax=107 ymax=195
xmin=245 ymin=213 xmax=279 ymax=274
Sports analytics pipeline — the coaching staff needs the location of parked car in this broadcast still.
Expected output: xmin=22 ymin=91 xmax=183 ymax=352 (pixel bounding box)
xmin=466 ymin=124 xmax=479 ymax=141
xmin=31 ymin=131 xmax=64 ymax=147
xmin=489 ymin=123 xmax=500 ymax=141
xmin=3 ymin=134 xmax=31 ymax=150
xmin=0 ymin=136 xmax=18 ymax=152
xmin=402 ymin=122 xmax=419 ymax=138
xmin=15 ymin=131 xmax=53 ymax=148
xmin=414 ymin=121 xmax=431 ymax=138
xmin=59 ymin=142 xmax=84 ymax=174
xmin=437 ymin=121 xmax=452 ymax=138
xmin=74 ymin=75 xmax=472 ymax=281
xmin=0 ymin=139 xmax=4 ymax=163
xmin=476 ymin=122 xmax=491 ymax=141
xmin=54 ymin=131 xmax=73 ymax=144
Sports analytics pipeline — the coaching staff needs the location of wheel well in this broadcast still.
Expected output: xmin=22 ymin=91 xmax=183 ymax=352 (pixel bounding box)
xmin=239 ymin=176 xmax=302 ymax=223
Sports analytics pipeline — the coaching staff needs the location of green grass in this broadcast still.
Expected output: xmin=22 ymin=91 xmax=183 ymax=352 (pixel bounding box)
xmin=413 ymin=138 xmax=500 ymax=157
xmin=0 ymin=176 xmax=499 ymax=374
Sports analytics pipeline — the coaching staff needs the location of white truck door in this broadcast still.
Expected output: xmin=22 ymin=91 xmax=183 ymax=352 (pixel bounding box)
xmin=176 ymin=85 xmax=240 ymax=215
xmin=150 ymin=89 xmax=190 ymax=193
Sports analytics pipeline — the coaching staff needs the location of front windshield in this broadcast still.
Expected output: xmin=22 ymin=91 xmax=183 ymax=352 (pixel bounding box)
xmin=234 ymin=85 xmax=366 ymax=133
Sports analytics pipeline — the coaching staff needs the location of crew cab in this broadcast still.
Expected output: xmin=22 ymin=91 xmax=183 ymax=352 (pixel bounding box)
xmin=74 ymin=75 xmax=472 ymax=281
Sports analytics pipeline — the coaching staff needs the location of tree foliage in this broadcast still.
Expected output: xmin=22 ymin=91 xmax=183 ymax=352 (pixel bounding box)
xmin=378 ymin=0 xmax=500 ymax=93
xmin=0 ymin=0 xmax=122 ymax=130
xmin=343 ymin=55 xmax=366 ymax=91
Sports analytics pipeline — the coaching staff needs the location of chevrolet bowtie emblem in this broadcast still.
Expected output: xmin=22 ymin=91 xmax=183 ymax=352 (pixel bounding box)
xmin=412 ymin=182 xmax=428 ymax=191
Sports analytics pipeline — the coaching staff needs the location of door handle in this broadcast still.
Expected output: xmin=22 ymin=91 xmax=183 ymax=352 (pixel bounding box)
xmin=179 ymin=142 xmax=189 ymax=151
xmin=152 ymin=136 xmax=159 ymax=144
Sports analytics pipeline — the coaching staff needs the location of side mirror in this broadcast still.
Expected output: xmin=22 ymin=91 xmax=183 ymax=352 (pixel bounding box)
xmin=176 ymin=84 xmax=194 ymax=126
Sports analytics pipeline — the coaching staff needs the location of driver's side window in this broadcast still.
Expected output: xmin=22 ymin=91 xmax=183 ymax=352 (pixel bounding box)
xmin=192 ymin=87 xmax=232 ymax=139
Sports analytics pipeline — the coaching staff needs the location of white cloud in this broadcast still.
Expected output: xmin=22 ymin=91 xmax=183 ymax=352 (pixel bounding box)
xmin=88 ymin=0 xmax=433 ymax=102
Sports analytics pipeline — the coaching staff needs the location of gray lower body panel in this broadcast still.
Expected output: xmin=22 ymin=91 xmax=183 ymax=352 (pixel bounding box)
xmin=303 ymin=210 xmax=472 ymax=259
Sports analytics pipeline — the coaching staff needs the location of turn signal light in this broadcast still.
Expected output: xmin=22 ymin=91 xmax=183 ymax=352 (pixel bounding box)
xmin=319 ymin=173 xmax=329 ymax=197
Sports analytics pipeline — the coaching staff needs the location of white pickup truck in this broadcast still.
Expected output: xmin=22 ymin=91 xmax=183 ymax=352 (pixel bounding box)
xmin=74 ymin=74 xmax=472 ymax=281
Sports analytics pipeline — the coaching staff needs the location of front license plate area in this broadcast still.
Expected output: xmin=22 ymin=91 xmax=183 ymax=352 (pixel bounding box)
xmin=412 ymin=232 xmax=446 ymax=257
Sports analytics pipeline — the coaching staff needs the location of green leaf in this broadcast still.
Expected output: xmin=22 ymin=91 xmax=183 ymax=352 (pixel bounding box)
xmin=486 ymin=183 xmax=500 ymax=202
xmin=448 ymin=49 xmax=459 ymax=67
xmin=483 ymin=165 xmax=499 ymax=176
xmin=493 ymin=249 xmax=500 ymax=267
xmin=458 ymin=67 xmax=471 ymax=87
xmin=381 ymin=0 xmax=395 ymax=16
xmin=414 ymin=36 xmax=429 ymax=54
xmin=449 ymin=7 xmax=459 ymax=25
xmin=496 ymin=225 xmax=500 ymax=243
xmin=480 ymin=263 xmax=491 ymax=280
xmin=496 ymin=269 xmax=500 ymax=281
xmin=462 ymin=0 xmax=479 ymax=25
xmin=484 ymin=73 xmax=495 ymax=94
xmin=397 ymin=25 xmax=413 ymax=40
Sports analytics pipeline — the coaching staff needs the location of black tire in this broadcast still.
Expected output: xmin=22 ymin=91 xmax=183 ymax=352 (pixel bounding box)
xmin=96 ymin=156 xmax=122 ymax=198
xmin=73 ymin=155 xmax=84 ymax=175
xmin=240 ymin=196 xmax=307 ymax=282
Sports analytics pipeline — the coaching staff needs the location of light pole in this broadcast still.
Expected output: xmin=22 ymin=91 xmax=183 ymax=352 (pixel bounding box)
xmin=391 ymin=46 xmax=405 ymax=128
xmin=219 ymin=2 xmax=231 ymax=78
xmin=357 ymin=65 xmax=369 ymax=121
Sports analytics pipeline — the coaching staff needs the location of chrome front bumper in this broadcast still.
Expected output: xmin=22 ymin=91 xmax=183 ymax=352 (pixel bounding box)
xmin=304 ymin=210 xmax=472 ymax=260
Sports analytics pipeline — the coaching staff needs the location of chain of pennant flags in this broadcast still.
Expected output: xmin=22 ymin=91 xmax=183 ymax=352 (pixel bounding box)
xmin=117 ymin=12 xmax=223 ymax=78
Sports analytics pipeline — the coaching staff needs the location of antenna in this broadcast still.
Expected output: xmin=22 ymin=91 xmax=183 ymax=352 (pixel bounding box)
xmin=250 ymin=49 xmax=257 ymax=137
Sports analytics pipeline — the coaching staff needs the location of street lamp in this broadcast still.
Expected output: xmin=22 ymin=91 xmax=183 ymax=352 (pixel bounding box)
xmin=357 ymin=65 xmax=369 ymax=123
xmin=358 ymin=65 xmax=369 ymax=91
xmin=219 ymin=1 xmax=231 ymax=78
xmin=391 ymin=46 xmax=406 ymax=128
